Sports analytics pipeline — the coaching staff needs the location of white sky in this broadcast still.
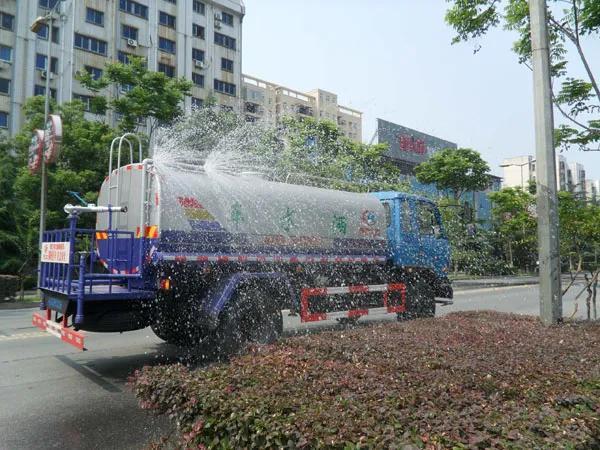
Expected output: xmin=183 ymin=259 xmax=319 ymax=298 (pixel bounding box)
xmin=241 ymin=0 xmax=600 ymax=179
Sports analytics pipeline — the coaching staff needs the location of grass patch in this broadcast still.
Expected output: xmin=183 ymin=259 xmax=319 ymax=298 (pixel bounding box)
xmin=130 ymin=311 xmax=600 ymax=449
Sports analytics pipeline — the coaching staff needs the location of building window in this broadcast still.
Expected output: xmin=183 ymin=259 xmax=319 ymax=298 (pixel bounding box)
xmin=74 ymin=33 xmax=108 ymax=55
xmin=192 ymin=72 xmax=204 ymax=87
xmin=39 ymin=0 xmax=59 ymax=9
xmin=158 ymin=63 xmax=175 ymax=78
xmin=214 ymin=32 xmax=236 ymax=50
xmin=119 ymin=0 xmax=148 ymax=19
xmin=221 ymin=58 xmax=233 ymax=72
xmin=86 ymin=7 xmax=104 ymax=26
xmin=193 ymin=1 xmax=205 ymax=14
xmin=158 ymin=37 xmax=176 ymax=54
xmin=84 ymin=65 xmax=103 ymax=80
xmin=0 ymin=12 xmax=15 ymax=31
xmin=0 ymin=46 xmax=12 ymax=63
xmin=0 ymin=111 xmax=7 ymax=128
xmin=221 ymin=12 xmax=234 ymax=26
xmin=121 ymin=24 xmax=138 ymax=40
xmin=73 ymin=93 xmax=93 ymax=112
xmin=0 ymin=78 xmax=10 ymax=95
xmin=214 ymin=79 xmax=236 ymax=96
xmin=192 ymin=24 xmax=205 ymax=39
xmin=118 ymin=51 xmax=131 ymax=64
xmin=36 ymin=24 xmax=60 ymax=43
xmin=192 ymin=48 xmax=204 ymax=62
xmin=35 ymin=54 xmax=58 ymax=73
xmin=34 ymin=85 xmax=57 ymax=99
xmin=191 ymin=97 xmax=203 ymax=108
xmin=159 ymin=11 xmax=176 ymax=28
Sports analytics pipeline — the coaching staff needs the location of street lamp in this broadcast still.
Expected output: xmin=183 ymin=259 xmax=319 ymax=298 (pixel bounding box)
xmin=31 ymin=1 xmax=63 ymax=288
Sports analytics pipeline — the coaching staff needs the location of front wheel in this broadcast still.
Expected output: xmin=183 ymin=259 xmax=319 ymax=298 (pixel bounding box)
xmin=397 ymin=277 xmax=436 ymax=320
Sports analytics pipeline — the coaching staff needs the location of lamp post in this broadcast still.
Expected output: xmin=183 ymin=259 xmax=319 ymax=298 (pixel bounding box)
xmin=31 ymin=1 xmax=63 ymax=287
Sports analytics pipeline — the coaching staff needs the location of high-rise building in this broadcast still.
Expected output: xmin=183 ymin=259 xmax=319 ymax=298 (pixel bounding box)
xmin=585 ymin=179 xmax=600 ymax=204
xmin=500 ymin=154 xmax=585 ymax=193
xmin=0 ymin=0 xmax=245 ymax=135
xmin=241 ymin=74 xmax=362 ymax=142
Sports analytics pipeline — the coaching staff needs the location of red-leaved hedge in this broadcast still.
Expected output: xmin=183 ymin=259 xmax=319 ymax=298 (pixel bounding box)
xmin=130 ymin=311 xmax=600 ymax=449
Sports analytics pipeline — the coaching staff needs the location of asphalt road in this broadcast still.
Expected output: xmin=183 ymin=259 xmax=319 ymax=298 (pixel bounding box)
xmin=0 ymin=281 xmax=594 ymax=450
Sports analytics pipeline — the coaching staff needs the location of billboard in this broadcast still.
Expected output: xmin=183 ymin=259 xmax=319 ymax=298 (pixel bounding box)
xmin=377 ymin=118 xmax=457 ymax=168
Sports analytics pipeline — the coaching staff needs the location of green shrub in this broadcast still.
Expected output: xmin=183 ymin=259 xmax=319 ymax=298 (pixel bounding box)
xmin=131 ymin=312 xmax=600 ymax=449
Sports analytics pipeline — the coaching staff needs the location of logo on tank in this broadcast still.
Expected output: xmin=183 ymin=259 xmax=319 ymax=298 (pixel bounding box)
xmin=177 ymin=196 xmax=216 ymax=221
xmin=360 ymin=210 xmax=380 ymax=237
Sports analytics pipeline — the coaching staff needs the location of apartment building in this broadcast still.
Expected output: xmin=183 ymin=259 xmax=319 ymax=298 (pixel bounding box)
xmin=242 ymin=74 xmax=362 ymax=142
xmin=501 ymin=154 xmax=591 ymax=195
xmin=0 ymin=0 xmax=244 ymax=135
xmin=585 ymin=179 xmax=600 ymax=204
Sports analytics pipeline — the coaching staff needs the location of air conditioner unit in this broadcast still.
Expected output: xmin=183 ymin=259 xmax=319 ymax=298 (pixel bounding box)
xmin=194 ymin=60 xmax=205 ymax=69
xmin=214 ymin=21 xmax=221 ymax=29
xmin=41 ymin=70 xmax=54 ymax=80
xmin=214 ymin=13 xmax=222 ymax=20
xmin=126 ymin=38 xmax=138 ymax=48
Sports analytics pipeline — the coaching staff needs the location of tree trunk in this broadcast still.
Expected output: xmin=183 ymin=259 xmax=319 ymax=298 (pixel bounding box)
xmin=508 ymin=241 xmax=513 ymax=267
xmin=584 ymin=273 xmax=592 ymax=320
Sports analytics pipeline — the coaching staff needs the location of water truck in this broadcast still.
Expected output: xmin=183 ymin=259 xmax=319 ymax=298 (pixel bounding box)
xmin=33 ymin=134 xmax=453 ymax=351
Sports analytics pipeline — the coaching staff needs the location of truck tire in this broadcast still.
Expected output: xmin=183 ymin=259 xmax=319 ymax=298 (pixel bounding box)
xmin=397 ymin=277 xmax=436 ymax=320
xmin=151 ymin=291 xmax=206 ymax=347
xmin=209 ymin=283 xmax=283 ymax=357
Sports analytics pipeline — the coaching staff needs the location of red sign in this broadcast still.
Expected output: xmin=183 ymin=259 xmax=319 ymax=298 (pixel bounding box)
xmin=28 ymin=129 xmax=45 ymax=174
xmin=44 ymin=114 xmax=62 ymax=164
xmin=398 ymin=135 xmax=426 ymax=155
xmin=41 ymin=242 xmax=71 ymax=264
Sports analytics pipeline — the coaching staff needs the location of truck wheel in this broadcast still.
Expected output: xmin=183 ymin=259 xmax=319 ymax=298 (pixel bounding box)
xmin=397 ymin=278 xmax=436 ymax=320
xmin=211 ymin=284 xmax=283 ymax=357
xmin=151 ymin=292 xmax=206 ymax=347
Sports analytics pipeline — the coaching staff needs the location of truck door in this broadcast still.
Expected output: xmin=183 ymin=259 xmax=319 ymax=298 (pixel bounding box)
xmin=388 ymin=198 xmax=420 ymax=268
xmin=416 ymin=200 xmax=448 ymax=275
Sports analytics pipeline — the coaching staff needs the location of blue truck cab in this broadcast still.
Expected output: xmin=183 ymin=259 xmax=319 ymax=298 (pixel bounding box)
xmin=373 ymin=192 xmax=453 ymax=299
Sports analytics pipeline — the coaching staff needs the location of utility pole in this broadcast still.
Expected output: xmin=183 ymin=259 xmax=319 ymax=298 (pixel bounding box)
xmin=31 ymin=1 xmax=63 ymax=289
xmin=529 ymin=0 xmax=562 ymax=324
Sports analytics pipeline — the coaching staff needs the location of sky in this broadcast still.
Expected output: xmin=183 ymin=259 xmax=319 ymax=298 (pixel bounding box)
xmin=241 ymin=0 xmax=599 ymax=179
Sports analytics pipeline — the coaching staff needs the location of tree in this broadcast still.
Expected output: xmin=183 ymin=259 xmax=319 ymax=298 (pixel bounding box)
xmin=489 ymin=187 xmax=537 ymax=269
xmin=414 ymin=148 xmax=491 ymax=199
xmin=78 ymin=56 xmax=192 ymax=138
xmin=445 ymin=0 xmax=600 ymax=151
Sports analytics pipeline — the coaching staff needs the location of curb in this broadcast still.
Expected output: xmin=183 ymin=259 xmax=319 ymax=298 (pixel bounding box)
xmin=0 ymin=302 xmax=41 ymax=310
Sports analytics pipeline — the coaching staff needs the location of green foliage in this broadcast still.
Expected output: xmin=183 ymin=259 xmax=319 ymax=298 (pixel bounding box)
xmin=131 ymin=311 xmax=600 ymax=448
xmin=277 ymin=117 xmax=408 ymax=192
xmin=445 ymin=0 xmax=600 ymax=151
xmin=78 ymin=56 xmax=192 ymax=135
xmin=558 ymin=191 xmax=600 ymax=271
xmin=415 ymin=147 xmax=491 ymax=199
xmin=489 ymin=187 xmax=537 ymax=269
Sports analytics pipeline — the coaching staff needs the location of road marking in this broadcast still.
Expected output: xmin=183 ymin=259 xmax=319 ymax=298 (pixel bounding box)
xmin=0 ymin=331 xmax=47 ymax=342
xmin=454 ymin=285 xmax=535 ymax=296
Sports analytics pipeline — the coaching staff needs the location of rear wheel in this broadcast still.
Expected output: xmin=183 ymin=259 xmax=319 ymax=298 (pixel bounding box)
xmin=205 ymin=283 xmax=283 ymax=357
xmin=151 ymin=290 xmax=206 ymax=347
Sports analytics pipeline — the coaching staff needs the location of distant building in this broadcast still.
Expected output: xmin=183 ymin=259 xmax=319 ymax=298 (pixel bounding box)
xmin=501 ymin=154 xmax=589 ymax=195
xmin=375 ymin=117 xmax=500 ymax=223
xmin=1 ymin=0 xmax=245 ymax=135
xmin=376 ymin=118 xmax=457 ymax=176
xmin=586 ymin=179 xmax=600 ymax=204
xmin=241 ymin=75 xmax=362 ymax=142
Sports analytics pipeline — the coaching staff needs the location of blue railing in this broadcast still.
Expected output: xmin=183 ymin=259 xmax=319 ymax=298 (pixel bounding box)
xmin=40 ymin=224 xmax=139 ymax=297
